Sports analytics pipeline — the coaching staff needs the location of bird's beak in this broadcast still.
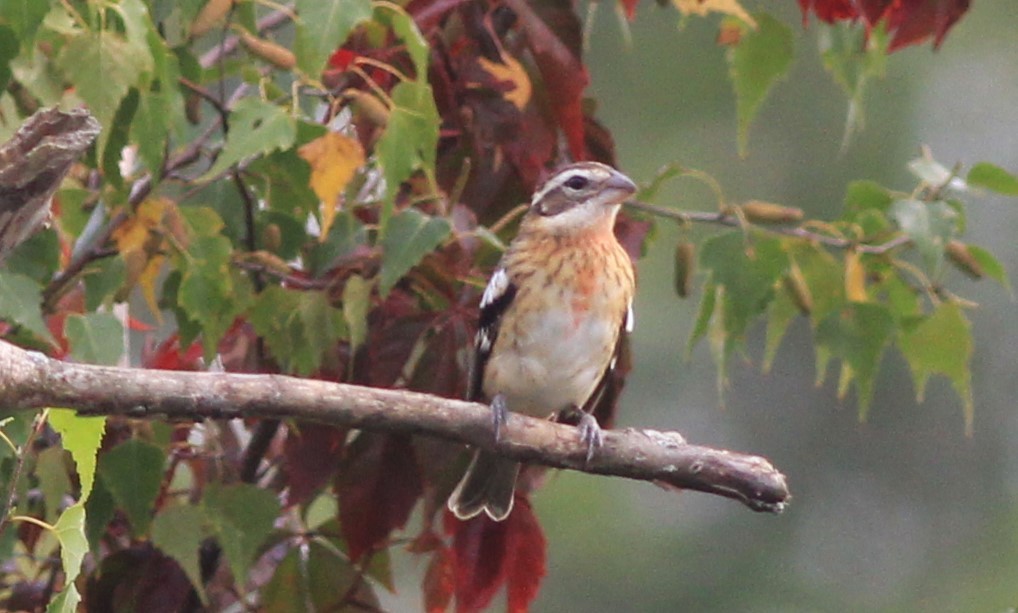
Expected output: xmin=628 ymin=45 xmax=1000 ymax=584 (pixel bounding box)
xmin=606 ymin=170 xmax=637 ymax=200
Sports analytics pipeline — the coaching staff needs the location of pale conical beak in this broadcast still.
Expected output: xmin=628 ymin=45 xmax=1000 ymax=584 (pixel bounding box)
xmin=606 ymin=170 xmax=637 ymax=199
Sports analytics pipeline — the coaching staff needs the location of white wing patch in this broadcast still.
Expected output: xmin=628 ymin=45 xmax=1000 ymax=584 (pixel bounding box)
xmin=480 ymin=267 xmax=510 ymax=309
xmin=625 ymin=300 xmax=634 ymax=334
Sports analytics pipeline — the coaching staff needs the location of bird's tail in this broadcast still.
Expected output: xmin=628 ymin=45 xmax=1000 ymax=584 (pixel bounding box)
xmin=447 ymin=451 xmax=520 ymax=522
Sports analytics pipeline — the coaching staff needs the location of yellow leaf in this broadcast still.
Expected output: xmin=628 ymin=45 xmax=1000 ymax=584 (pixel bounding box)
xmin=844 ymin=250 xmax=867 ymax=302
xmin=477 ymin=54 xmax=532 ymax=110
xmin=298 ymin=132 xmax=365 ymax=240
xmin=111 ymin=198 xmax=176 ymax=320
xmin=672 ymin=0 xmax=756 ymax=27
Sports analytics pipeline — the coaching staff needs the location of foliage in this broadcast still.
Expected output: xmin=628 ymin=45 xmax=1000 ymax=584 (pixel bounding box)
xmin=0 ymin=0 xmax=1005 ymax=611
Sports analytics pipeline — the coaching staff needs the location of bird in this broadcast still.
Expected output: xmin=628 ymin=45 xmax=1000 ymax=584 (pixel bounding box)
xmin=448 ymin=161 xmax=638 ymax=522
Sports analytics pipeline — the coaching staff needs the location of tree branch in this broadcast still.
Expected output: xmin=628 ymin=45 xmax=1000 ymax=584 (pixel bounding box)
xmin=0 ymin=339 xmax=789 ymax=514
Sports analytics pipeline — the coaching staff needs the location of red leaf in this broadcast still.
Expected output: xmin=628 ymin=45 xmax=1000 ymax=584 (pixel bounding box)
xmin=142 ymin=333 xmax=204 ymax=371
xmin=443 ymin=496 xmax=548 ymax=613
xmin=336 ymin=433 xmax=423 ymax=561
xmin=797 ymin=0 xmax=859 ymax=24
xmin=885 ymin=0 xmax=970 ymax=50
xmin=505 ymin=0 xmax=589 ymax=160
xmin=329 ymin=48 xmax=358 ymax=70
xmin=504 ymin=498 xmax=546 ymax=613
xmin=423 ymin=545 xmax=457 ymax=613
xmin=283 ymin=422 xmax=347 ymax=506
xmin=613 ymin=212 xmax=652 ymax=262
xmin=619 ymin=0 xmax=639 ymax=20
xmin=85 ymin=545 xmax=194 ymax=613
xmin=445 ymin=510 xmax=509 ymax=613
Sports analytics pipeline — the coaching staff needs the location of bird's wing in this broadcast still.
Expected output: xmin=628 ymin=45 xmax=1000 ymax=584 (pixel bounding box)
xmin=467 ymin=267 xmax=517 ymax=402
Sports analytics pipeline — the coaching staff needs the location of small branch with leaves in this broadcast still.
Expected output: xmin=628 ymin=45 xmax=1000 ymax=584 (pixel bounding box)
xmin=0 ymin=338 xmax=789 ymax=514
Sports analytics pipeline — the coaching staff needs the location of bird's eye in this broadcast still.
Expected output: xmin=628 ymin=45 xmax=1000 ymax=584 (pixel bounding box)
xmin=563 ymin=175 xmax=589 ymax=190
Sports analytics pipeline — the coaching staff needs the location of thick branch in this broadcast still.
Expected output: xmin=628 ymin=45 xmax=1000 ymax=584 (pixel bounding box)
xmin=0 ymin=340 xmax=789 ymax=513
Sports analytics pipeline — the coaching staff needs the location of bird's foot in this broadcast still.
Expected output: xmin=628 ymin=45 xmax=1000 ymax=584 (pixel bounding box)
xmin=491 ymin=393 xmax=508 ymax=443
xmin=576 ymin=412 xmax=603 ymax=466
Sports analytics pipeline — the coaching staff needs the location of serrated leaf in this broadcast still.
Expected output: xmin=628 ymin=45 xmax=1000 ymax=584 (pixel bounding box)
xmin=727 ymin=13 xmax=793 ymax=156
xmin=816 ymin=303 xmax=895 ymax=419
xmin=294 ymin=0 xmax=373 ymax=75
xmin=201 ymin=98 xmax=297 ymax=180
xmin=891 ymin=199 xmax=957 ymax=276
xmin=298 ymin=132 xmax=365 ymax=238
xmin=49 ymin=409 xmax=106 ymax=501
xmin=818 ymin=21 xmax=888 ymax=147
xmin=967 ymin=162 xmax=1018 ymax=196
xmin=249 ymin=286 xmax=344 ymax=375
xmin=379 ymin=208 xmax=451 ymax=296
xmin=387 ymin=5 xmax=429 ymax=77
xmin=98 ymin=439 xmax=165 ymax=536
xmin=52 ymin=503 xmax=88 ymax=602
xmin=0 ymin=271 xmax=53 ymax=344
xmin=763 ymin=283 xmax=799 ymax=372
xmin=899 ymin=301 xmax=973 ymax=434
xmin=203 ymin=483 xmax=279 ymax=588
xmin=375 ymin=80 xmax=439 ymax=221
xmin=699 ymin=231 xmax=788 ymax=338
xmin=57 ymin=30 xmax=152 ymax=138
xmin=3 ymin=0 xmax=49 ymax=42
xmin=65 ymin=312 xmax=124 ymax=365
xmin=152 ymin=504 xmax=209 ymax=603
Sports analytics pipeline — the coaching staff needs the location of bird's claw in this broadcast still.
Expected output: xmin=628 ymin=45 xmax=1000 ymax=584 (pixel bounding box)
xmin=491 ymin=393 xmax=508 ymax=443
xmin=576 ymin=412 xmax=603 ymax=466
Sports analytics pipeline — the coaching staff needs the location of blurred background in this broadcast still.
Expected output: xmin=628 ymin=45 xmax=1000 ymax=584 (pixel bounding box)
xmin=395 ymin=1 xmax=1018 ymax=610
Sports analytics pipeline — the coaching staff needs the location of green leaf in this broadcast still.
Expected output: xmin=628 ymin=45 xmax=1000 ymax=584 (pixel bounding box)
xmin=36 ymin=446 xmax=72 ymax=523
xmin=3 ymin=229 xmax=60 ymax=284
xmin=891 ymin=199 xmax=957 ymax=277
xmin=57 ymin=30 xmax=152 ymax=137
xmin=249 ymin=286 xmax=345 ymax=375
xmin=83 ymin=256 xmax=128 ymax=311
xmin=375 ymin=80 xmax=439 ymax=222
xmin=386 ymin=5 xmax=429 ymax=77
xmin=201 ymin=98 xmax=297 ymax=180
xmin=344 ymin=274 xmax=371 ymax=353
xmin=308 ymin=210 xmax=367 ymax=276
xmin=967 ymin=162 xmax=1018 ymax=196
xmin=815 ymin=303 xmax=895 ymax=418
xmin=204 ymin=483 xmax=280 ymax=587
xmin=132 ymin=32 xmax=185 ymax=180
xmin=98 ymin=439 xmax=165 ymax=536
xmin=966 ymin=245 xmax=1011 ymax=293
xmin=899 ymin=302 xmax=973 ymax=434
xmin=49 ymin=409 xmax=106 ymax=501
xmin=379 ymin=208 xmax=451 ymax=296
xmin=46 ymin=583 xmax=81 ymax=613
xmin=65 ymin=312 xmax=124 ymax=365
xmin=179 ymin=235 xmax=251 ymax=359
xmin=727 ymin=13 xmax=793 ymax=156
xmin=0 ymin=271 xmax=53 ymax=344
xmin=84 ymin=475 xmax=115 ymax=553
xmin=818 ymin=21 xmax=888 ymax=147
xmin=763 ymin=285 xmax=799 ymax=373
xmin=842 ymin=179 xmax=893 ymax=234
xmin=687 ymin=279 xmax=716 ymax=356
xmin=699 ymin=231 xmax=788 ymax=338
xmin=3 ymin=0 xmax=48 ymax=43
xmin=0 ymin=26 xmax=18 ymax=93
xmin=294 ymin=0 xmax=372 ymax=75
xmin=52 ymin=503 xmax=88 ymax=602
xmin=152 ymin=504 xmax=209 ymax=603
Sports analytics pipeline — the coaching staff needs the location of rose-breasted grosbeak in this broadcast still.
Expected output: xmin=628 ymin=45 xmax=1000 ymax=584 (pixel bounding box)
xmin=448 ymin=162 xmax=637 ymax=521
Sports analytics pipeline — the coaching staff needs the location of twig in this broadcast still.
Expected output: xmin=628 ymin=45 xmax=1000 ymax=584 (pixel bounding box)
xmin=0 ymin=339 xmax=790 ymax=513
xmin=0 ymin=409 xmax=49 ymax=536
xmin=625 ymin=200 xmax=911 ymax=255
